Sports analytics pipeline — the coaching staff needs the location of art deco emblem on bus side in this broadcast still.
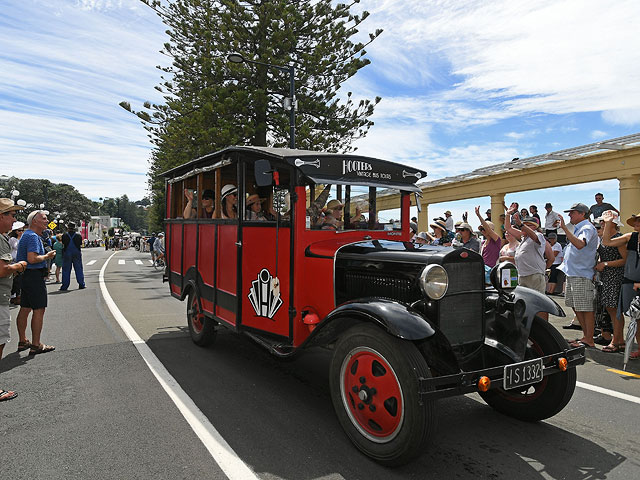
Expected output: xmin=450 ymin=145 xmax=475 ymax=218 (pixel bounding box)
xmin=248 ymin=268 xmax=283 ymax=319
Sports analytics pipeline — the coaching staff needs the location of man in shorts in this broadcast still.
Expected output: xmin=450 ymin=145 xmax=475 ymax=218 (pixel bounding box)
xmin=558 ymin=203 xmax=598 ymax=348
xmin=0 ymin=198 xmax=28 ymax=401
xmin=16 ymin=210 xmax=57 ymax=356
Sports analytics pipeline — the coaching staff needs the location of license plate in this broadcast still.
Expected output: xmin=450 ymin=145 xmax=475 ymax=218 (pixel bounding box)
xmin=503 ymin=358 xmax=544 ymax=390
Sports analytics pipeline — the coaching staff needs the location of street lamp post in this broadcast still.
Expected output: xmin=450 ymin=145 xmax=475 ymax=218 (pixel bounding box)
xmin=227 ymin=52 xmax=296 ymax=149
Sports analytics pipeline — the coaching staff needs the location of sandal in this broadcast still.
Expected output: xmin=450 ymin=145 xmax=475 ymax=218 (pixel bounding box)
xmin=602 ymin=344 xmax=625 ymax=353
xmin=28 ymin=343 xmax=55 ymax=356
xmin=17 ymin=340 xmax=31 ymax=352
xmin=569 ymin=340 xmax=595 ymax=349
xmin=0 ymin=389 xmax=18 ymax=402
xmin=630 ymin=350 xmax=640 ymax=360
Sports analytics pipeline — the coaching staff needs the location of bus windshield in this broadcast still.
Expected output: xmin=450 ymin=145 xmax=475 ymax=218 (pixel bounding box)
xmin=305 ymin=183 xmax=403 ymax=232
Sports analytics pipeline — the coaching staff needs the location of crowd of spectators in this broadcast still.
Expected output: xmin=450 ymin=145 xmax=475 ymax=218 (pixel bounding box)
xmin=410 ymin=192 xmax=640 ymax=358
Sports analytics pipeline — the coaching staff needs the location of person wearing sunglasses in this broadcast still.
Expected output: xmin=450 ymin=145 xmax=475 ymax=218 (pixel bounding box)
xmin=0 ymin=199 xmax=29 ymax=401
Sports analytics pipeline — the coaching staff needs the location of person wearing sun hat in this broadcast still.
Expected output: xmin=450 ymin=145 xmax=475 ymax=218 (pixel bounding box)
xmin=557 ymin=202 xmax=599 ymax=348
xmin=320 ymin=199 xmax=344 ymax=230
xmin=220 ymin=184 xmax=238 ymax=219
xmin=601 ymin=209 xmax=640 ymax=359
xmin=505 ymin=202 xmax=548 ymax=296
xmin=428 ymin=219 xmax=453 ymax=246
xmin=246 ymin=193 xmax=267 ymax=221
xmin=0 ymin=199 xmax=29 ymax=401
xmin=443 ymin=210 xmax=454 ymax=231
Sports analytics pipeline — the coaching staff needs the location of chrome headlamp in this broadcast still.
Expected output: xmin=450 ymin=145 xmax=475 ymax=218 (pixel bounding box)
xmin=419 ymin=264 xmax=448 ymax=300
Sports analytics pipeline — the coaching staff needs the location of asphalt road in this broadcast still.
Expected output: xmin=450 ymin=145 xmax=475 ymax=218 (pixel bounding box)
xmin=1 ymin=247 xmax=639 ymax=480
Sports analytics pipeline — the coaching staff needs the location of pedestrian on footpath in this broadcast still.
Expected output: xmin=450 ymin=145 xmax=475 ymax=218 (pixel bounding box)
xmin=52 ymin=234 xmax=63 ymax=283
xmin=0 ymin=199 xmax=28 ymax=402
xmin=557 ymin=203 xmax=599 ymax=348
xmin=16 ymin=210 xmax=57 ymax=356
xmin=60 ymin=222 xmax=85 ymax=290
xmin=602 ymin=210 xmax=640 ymax=360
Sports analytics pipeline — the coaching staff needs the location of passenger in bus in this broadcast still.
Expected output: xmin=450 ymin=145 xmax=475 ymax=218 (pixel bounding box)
xmin=220 ymin=184 xmax=238 ymax=219
xmin=183 ymin=188 xmax=215 ymax=219
xmin=320 ymin=199 xmax=344 ymax=230
xmin=246 ymin=194 xmax=267 ymax=221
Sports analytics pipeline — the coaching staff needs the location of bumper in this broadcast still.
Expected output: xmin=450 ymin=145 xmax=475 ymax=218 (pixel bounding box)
xmin=418 ymin=345 xmax=585 ymax=401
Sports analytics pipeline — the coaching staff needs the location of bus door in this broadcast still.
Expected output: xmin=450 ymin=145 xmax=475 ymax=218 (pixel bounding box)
xmin=215 ymin=223 xmax=238 ymax=326
xmin=241 ymin=223 xmax=291 ymax=338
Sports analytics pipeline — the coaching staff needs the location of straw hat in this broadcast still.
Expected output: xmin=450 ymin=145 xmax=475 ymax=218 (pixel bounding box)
xmin=327 ymin=199 xmax=344 ymax=210
xmin=430 ymin=219 xmax=447 ymax=232
xmin=246 ymin=194 xmax=265 ymax=207
xmin=626 ymin=213 xmax=640 ymax=227
xmin=0 ymin=198 xmax=24 ymax=215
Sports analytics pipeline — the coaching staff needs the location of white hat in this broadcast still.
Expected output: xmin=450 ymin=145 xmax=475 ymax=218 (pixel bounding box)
xmin=11 ymin=221 xmax=25 ymax=231
xmin=594 ymin=215 xmax=622 ymax=227
xmin=221 ymin=184 xmax=237 ymax=200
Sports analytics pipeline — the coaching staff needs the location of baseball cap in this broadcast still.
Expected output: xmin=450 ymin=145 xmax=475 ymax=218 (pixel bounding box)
xmin=563 ymin=203 xmax=589 ymax=214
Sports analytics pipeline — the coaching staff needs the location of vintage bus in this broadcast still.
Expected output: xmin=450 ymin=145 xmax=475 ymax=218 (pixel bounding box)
xmin=162 ymin=146 xmax=585 ymax=466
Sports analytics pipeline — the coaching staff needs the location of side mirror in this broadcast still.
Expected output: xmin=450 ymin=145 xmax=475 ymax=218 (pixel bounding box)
xmin=414 ymin=191 xmax=422 ymax=213
xmin=255 ymin=159 xmax=273 ymax=187
xmin=490 ymin=261 xmax=519 ymax=292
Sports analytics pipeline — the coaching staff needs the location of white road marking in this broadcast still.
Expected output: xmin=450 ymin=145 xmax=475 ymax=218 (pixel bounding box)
xmin=118 ymin=259 xmax=125 ymax=265
xmin=99 ymin=252 xmax=259 ymax=480
xmin=576 ymin=381 xmax=640 ymax=405
xmin=148 ymin=259 xmax=154 ymax=264
xmin=87 ymin=260 xmax=97 ymax=265
xmin=135 ymin=260 xmax=143 ymax=265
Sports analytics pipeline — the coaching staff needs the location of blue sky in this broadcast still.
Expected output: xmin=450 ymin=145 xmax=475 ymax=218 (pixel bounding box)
xmin=1 ymin=0 xmax=639 ymax=228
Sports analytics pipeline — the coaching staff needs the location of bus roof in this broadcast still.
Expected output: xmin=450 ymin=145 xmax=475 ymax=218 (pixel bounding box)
xmin=161 ymin=146 xmax=427 ymax=192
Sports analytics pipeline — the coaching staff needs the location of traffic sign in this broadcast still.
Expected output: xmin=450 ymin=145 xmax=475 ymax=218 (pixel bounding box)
xmin=48 ymin=221 xmax=57 ymax=230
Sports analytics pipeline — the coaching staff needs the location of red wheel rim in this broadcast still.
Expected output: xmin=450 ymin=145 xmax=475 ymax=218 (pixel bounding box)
xmin=190 ymin=296 xmax=204 ymax=333
xmin=340 ymin=347 xmax=404 ymax=443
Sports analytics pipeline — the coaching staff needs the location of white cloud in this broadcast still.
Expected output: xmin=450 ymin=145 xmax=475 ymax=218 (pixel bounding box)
xmin=590 ymin=130 xmax=608 ymax=139
xmin=360 ymin=0 xmax=640 ymax=119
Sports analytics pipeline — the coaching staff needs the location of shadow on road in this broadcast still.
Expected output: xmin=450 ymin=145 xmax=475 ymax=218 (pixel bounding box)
xmin=146 ymin=329 xmax=627 ymax=480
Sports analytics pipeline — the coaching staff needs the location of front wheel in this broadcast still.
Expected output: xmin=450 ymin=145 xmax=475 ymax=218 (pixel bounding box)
xmin=480 ymin=316 xmax=577 ymax=421
xmin=186 ymin=289 xmax=217 ymax=347
xmin=329 ymin=324 xmax=436 ymax=466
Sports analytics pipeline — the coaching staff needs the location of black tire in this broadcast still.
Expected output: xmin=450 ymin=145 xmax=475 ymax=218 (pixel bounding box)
xmin=153 ymin=258 xmax=165 ymax=271
xmin=329 ymin=324 xmax=436 ymax=466
xmin=186 ymin=289 xmax=217 ymax=347
xmin=480 ymin=316 xmax=576 ymax=421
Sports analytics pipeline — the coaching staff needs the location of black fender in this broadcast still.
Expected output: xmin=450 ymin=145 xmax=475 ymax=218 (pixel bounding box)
xmin=484 ymin=286 xmax=565 ymax=363
xmin=304 ymin=298 xmax=436 ymax=348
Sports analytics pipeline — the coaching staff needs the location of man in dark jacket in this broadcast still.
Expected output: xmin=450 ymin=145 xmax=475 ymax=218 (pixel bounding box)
xmin=60 ymin=222 xmax=85 ymax=290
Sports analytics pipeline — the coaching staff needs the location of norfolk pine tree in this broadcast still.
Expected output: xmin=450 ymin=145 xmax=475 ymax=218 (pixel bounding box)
xmin=121 ymin=0 xmax=382 ymax=231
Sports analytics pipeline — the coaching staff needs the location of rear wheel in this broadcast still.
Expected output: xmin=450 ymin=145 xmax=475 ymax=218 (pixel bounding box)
xmin=187 ymin=289 xmax=217 ymax=347
xmin=329 ymin=324 xmax=435 ymax=466
xmin=480 ymin=316 xmax=576 ymax=421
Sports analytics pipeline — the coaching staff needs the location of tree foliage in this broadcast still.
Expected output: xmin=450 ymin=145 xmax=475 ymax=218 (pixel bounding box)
xmin=122 ymin=0 xmax=382 ymax=232
xmin=0 ymin=176 xmax=96 ymax=227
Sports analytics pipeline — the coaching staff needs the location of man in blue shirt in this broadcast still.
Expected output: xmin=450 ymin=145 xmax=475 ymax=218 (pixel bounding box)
xmin=16 ymin=210 xmax=57 ymax=355
xmin=558 ymin=203 xmax=598 ymax=348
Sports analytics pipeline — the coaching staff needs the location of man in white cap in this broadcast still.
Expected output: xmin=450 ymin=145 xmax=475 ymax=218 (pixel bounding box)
xmin=0 ymin=199 xmax=28 ymax=401
xmin=558 ymin=202 xmax=598 ymax=348
xmin=15 ymin=210 xmax=57 ymax=356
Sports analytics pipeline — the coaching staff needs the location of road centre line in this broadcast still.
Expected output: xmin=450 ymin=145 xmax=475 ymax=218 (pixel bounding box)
xmin=576 ymin=381 xmax=640 ymax=404
xmin=606 ymin=368 xmax=640 ymax=379
xmin=99 ymin=252 xmax=259 ymax=480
